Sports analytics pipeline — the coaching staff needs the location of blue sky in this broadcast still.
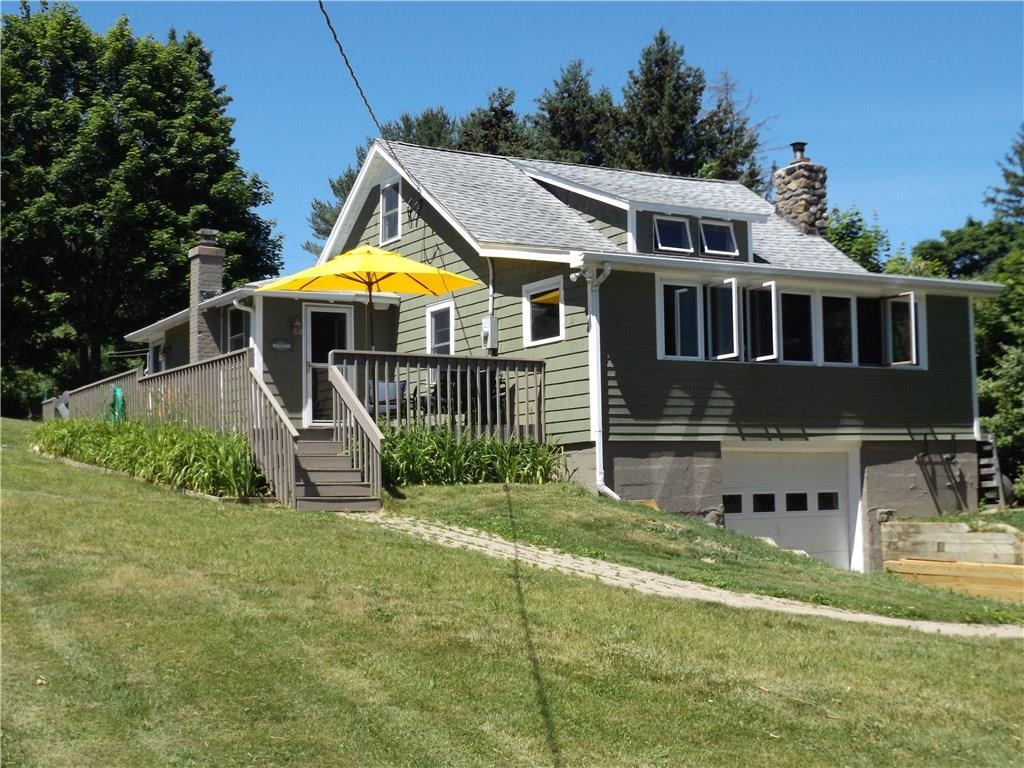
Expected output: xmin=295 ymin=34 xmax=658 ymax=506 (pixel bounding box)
xmin=24 ymin=2 xmax=1024 ymax=274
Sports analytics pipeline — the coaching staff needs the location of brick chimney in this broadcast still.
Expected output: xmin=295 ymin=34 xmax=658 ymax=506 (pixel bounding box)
xmin=188 ymin=228 xmax=224 ymax=363
xmin=774 ymin=141 xmax=828 ymax=236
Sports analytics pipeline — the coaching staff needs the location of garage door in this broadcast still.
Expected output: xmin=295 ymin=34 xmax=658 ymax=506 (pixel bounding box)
xmin=721 ymin=451 xmax=851 ymax=569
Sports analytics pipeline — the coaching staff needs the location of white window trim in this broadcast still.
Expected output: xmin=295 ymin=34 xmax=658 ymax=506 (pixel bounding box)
xmin=885 ymin=291 xmax=919 ymax=367
xmin=699 ymin=219 xmax=740 ymax=258
xmin=379 ymin=178 xmax=401 ymax=246
xmin=779 ymin=289 xmax=817 ymax=365
xmin=818 ymin=293 xmax=858 ymax=367
xmin=708 ymin=277 xmax=740 ymax=360
xmin=655 ymin=276 xmax=704 ymax=361
xmin=653 ymin=215 xmax=694 ymax=255
xmin=425 ymin=299 xmax=456 ymax=355
xmin=226 ymin=307 xmax=248 ymax=352
xmin=522 ymin=275 xmax=566 ymax=348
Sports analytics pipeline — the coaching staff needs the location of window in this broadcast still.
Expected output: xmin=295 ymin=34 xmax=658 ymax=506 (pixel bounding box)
xmin=752 ymin=493 xmax=776 ymax=513
xmin=858 ymin=294 xmax=920 ymax=367
xmin=780 ymin=293 xmax=814 ymax=362
xmin=746 ymin=281 xmax=778 ymax=361
xmin=822 ymin=296 xmax=854 ymax=364
xmin=887 ymin=293 xmax=917 ymax=365
xmin=857 ymin=297 xmax=884 ymax=366
xmin=380 ymin=180 xmax=400 ymax=244
xmin=426 ymin=301 xmax=454 ymax=355
xmin=149 ymin=343 xmax=163 ymax=374
xmin=522 ymin=276 xmax=564 ymax=347
xmin=227 ymin=308 xmax=247 ymax=352
xmin=706 ymin=278 xmax=739 ymax=359
xmin=723 ymin=494 xmax=742 ymax=514
xmin=817 ymin=492 xmax=840 ymax=511
xmin=661 ymin=283 xmax=703 ymax=359
xmin=654 ymin=216 xmax=693 ymax=254
xmin=700 ymin=220 xmax=739 ymax=257
xmin=785 ymin=492 xmax=808 ymax=512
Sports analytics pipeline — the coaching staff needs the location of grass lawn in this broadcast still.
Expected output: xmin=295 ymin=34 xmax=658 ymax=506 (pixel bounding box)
xmin=922 ymin=508 xmax=1024 ymax=532
xmin=3 ymin=417 xmax=1023 ymax=767
xmin=385 ymin=484 xmax=1024 ymax=625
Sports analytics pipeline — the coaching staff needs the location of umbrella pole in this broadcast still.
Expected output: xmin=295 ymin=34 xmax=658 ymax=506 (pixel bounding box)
xmin=367 ymin=284 xmax=374 ymax=351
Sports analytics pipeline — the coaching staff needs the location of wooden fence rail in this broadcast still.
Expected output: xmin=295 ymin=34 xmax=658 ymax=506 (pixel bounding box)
xmin=329 ymin=365 xmax=382 ymax=498
xmin=328 ymin=349 xmax=546 ymax=442
xmin=39 ymin=349 xmax=298 ymax=506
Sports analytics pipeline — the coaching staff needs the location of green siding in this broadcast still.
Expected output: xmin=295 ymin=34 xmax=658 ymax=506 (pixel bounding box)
xmin=636 ymin=212 xmax=750 ymax=261
xmin=260 ymin=296 xmax=388 ymax=421
xmin=603 ymin=272 xmax=975 ymax=441
xmin=537 ymin=183 xmax=628 ymax=248
xmin=343 ymin=182 xmax=592 ymax=443
xmin=163 ymin=323 xmax=189 ymax=369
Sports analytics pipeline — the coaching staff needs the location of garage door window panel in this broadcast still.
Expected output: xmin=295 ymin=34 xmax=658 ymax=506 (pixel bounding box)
xmin=817 ymin=491 xmax=840 ymax=511
xmin=752 ymin=493 xmax=776 ymax=513
xmin=785 ymin=492 xmax=809 ymax=512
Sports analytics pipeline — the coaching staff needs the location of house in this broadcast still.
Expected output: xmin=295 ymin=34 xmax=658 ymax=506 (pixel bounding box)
xmin=114 ymin=139 xmax=1001 ymax=571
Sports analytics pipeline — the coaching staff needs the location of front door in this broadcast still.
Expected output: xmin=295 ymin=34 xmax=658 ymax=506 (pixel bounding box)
xmin=303 ymin=305 xmax=354 ymax=427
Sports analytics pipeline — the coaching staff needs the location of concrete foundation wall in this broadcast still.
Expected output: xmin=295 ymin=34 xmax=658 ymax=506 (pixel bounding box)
xmin=602 ymin=441 xmax=722 ymax=514
xmin=564 ymin=442 xmax=598 ymax=491
xmin=861 ymin=440 xmax=978 ymax=518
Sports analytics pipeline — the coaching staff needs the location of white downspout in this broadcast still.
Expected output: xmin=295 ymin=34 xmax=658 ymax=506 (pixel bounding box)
xmin=583 ymin=260 xmax=618 ymax=500
xmin=486 ymin=256 xmax=495 ymax=316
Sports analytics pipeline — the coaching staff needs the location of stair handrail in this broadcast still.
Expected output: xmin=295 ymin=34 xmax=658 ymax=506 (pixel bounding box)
xmin=246 ymin=366 xmax=298 ymax=506
xmin=328 ymin=363 xmax=382 ymax=497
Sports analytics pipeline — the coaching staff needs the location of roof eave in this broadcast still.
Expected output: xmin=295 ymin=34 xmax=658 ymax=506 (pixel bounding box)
xmin=578 ymin=251 xmax=1004 ymax=297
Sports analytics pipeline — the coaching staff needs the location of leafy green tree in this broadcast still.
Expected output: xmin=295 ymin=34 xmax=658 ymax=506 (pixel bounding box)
xmin=909 ymin=217 xmax=1023 ymax=279
xmin=823 ymin=207 xmax=890 ymax=272
xmin=979 ymin=342 xmax=1024 ymax=499
xmin=1 ymin=4 xmax=281 ymax=413
xmin=302 ymin=107 xmax=460 ymax=256
xmin=617 ymin=29 xmax=706 ymax=175
xmin=984 ymin=123 xmax=1024 ymax=224
xmin=457 ymin=87 xmax=532 ymax=156
xmin=532 ymin=60 xmax=618 ymax=166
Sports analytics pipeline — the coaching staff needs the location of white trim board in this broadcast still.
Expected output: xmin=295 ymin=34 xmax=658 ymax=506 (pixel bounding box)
xmin=301 ymin=303 xmax=356 ymax=428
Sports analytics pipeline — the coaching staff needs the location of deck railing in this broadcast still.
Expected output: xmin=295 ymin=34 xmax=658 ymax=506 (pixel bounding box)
xmin=40 ymin=349 xmax=298 ymax=506
xmin=329 ymin=364 xmax=382 ymax=497
xmin=328 ymin=350 xmax=546 ymax=442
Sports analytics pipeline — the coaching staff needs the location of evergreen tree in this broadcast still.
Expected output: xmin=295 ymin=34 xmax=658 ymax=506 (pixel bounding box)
xmin=1 ymin=4 xmax=281 ymax=412
xmin=302 ymin=107 xmax=459 ymax=255
xmin=533 ymin=60 xmax=617 ymax=166
xmin=696 ymin=71 xmax=767 ymax=193
xmin=457 ymin=87 xmax=532 ymax=156
xmin=984 ymin=123 xmax=1024 ymax=224
xmin=618 ymin=29 xmax=706 ymax=175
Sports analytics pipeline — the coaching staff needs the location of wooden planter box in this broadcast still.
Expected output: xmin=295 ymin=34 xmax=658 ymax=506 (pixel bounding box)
xmin=884 ymin=558 xmax=1024 ymax=602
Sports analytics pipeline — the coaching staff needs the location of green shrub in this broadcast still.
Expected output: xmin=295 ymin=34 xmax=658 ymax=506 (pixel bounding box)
xmin=380 ymin=425 xmax=563 ymax=487
xmin=33 ymin=419 xmax=266 ymax=498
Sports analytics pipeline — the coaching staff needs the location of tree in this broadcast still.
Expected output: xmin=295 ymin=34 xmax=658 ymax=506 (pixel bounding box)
xmin=823 ymin=207 xmax=890 ymax=272
xmin=984 ymin=123 xmax=1024 ymax=224
xmin=696 ymin=71 xmax=768 ymax=193
xmin=1 ymin=4 xmax=282 ymax=413
xmin=532 ymin=60 xmax=618 ymax=166
xmin=457 ymin=87 xmax=532 ymax=156
xmin=618 ymin=29 xmax=706 ymax=176
xmin=909 ymin=217 xmax=1024 ymax=279
xmin=301 ymin=106 xmax=460 ymax=256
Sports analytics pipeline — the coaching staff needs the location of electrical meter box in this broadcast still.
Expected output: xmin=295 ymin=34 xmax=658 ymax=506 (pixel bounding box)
xmin=481 ymin=315 xmax=498 ymax=351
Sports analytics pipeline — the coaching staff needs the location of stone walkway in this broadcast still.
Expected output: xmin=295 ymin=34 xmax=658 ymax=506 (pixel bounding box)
xmin=339 ymin=513 xmax=1024 ymax=640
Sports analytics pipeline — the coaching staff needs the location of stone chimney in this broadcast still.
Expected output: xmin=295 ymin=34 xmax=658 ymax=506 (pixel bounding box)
xmin=774 ymin=141 xmax=828 ymax=236
xmin=188 ymin=228 xmax=224 ymax=363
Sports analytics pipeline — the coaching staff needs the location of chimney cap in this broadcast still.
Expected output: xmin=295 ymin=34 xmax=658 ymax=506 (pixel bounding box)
xmin=790 ymin=141 xmax=809 ymax=162
xmin=197 ymin=228 xmax=220 ymax=246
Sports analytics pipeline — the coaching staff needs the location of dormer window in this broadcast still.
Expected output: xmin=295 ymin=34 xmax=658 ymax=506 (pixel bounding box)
xmin=654 ymin=216 xmax=693 ymax=254
xmin=380 ymin=179 xmax=401 ymax=244
xmin=700 ymin=220 xmax=739 ymax=257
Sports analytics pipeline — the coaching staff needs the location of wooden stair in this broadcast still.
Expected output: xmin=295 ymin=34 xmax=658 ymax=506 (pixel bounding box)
xmin=977 ymin=437 xmax=1006 ymax=508
xmin=294 ymin=430 xmax=380 ymax=512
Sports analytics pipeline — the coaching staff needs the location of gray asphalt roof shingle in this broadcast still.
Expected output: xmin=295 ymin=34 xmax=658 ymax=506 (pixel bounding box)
xmin=382 ymin=142 xmax=865 ymax=274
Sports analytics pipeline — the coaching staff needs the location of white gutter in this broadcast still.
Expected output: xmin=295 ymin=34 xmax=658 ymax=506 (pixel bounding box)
xmin=580 ymin=258 xmax=618 ymax=501
xmin=578 ymin=251 xmax=1004 ymax=298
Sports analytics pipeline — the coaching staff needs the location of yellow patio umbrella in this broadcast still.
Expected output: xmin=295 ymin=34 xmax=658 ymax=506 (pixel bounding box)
xmin=256 ymin=245 xmax=482 ymax=348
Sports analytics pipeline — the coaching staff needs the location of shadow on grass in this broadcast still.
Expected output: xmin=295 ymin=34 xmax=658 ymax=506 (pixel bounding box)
xmin=504 ymin=484 xmax=563 ymax=768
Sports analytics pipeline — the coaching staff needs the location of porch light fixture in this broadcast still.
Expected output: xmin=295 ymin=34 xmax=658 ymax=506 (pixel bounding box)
xmin=291 ymin=316 xmax=302 ymax=336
